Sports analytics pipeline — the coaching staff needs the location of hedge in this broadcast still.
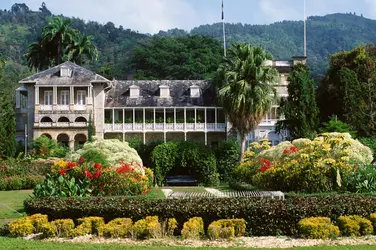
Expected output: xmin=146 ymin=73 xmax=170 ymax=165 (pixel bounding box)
xmin=24 ymin=195 xmax=376 ymax=236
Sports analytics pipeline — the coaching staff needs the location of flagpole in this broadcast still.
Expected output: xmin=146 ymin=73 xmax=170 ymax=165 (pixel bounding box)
xmin=222 ymin=0 xmax=226 ymax=57
xmin=304 ymin=0 xmax=307 ymax=57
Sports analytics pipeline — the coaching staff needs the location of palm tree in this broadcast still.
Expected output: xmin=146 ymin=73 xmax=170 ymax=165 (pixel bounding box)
xmin=66 ymin=33 xmax=98 ymax=65
xmin=215 ymin=43 xmax=279 ymax=160
xmin=25 ymin=37 xmax=52 ymax=71
xmin=42 ymin=16 xmax=75 ymax=65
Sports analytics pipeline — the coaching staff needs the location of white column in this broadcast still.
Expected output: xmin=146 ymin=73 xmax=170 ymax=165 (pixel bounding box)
xmin=184 ymin=107 xmax=187 ymax=130
xmin=143 ymin=108 xmax=145 ymax=131
xmin=215 ymin=107 xmax=218 ymax=130
xmin=87 ymin=86 xmax=92 ymax=105
xmin=133 ymin=108 xmax=135 ymax=130
xmin=174 ymin=107 xmax=176 ymax=130
xmin=53 ymin=86 xmax=57 ymax=105
xmin=112 ymin=109 xmax=115 ymax=130
xmin=164 ymin=132 xmax=166 ymax=143
xmin=70 ymin=86 xmax=74 ymax=105
xmin=184 ymin=132 xmax=187 ymax=141
xmin=35 ymin=86 xmax=39 ymax=105
xmin=122 ymin=109 xmax=125 ymax=132
xmin=153 ymin=108 xmax=156 ymax=130
xmin=204 ymin=107 xmax=207 ymax=130
xmin=143 ymin=133 xmax=146 ymax=144
xmin=163 ymin=108 xmax=166 ymax=130
xmin=194 ymin=107 xmax=197 ymax=130
xmin=205 ymin=132 xmax=207 ymax=146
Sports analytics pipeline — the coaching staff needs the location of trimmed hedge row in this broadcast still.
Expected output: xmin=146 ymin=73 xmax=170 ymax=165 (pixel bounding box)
xmin=24 ymin=195 xmax=376 ymax=236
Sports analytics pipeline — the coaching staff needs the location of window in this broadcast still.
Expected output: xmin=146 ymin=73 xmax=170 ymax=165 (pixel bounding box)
xmin=77 ymin=90 xmax=86 ymax=105
xmin=190 ymin=85 xmax=200 ymax=97
xmin=159 ymin=85 xmax=170 ymax=98
xmin=44 ymin=91 xmax=53 ymax=105
xmin=60 ymin=90 xmax=69 ymax=105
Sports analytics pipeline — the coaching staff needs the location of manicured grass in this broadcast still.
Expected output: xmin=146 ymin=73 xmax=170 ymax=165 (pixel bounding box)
xmin=0 ymin=190 xmax=32 ymax=220
xmin=0 ymin=237 xmax=375 ymax=250
xmin=143 ymin=187 xmax=165 ymax=199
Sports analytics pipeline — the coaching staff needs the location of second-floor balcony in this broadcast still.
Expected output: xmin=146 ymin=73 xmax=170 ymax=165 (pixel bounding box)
xmin=104 ymin=107 xmax=226 ymax=133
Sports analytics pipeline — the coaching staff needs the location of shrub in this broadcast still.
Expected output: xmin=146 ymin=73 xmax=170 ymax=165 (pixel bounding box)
xmin=215 ymin=139 xmax=240 ymax=182
xmin=51 ymin=219 xmax=75 ymax=238
xmin=166 ymin=218 xmax=178 ymax=237
xmin=151 ymin=141 xmax=219 ymax=186
xmin=237 ymin=133 xmax=373 ymax=193
xmin=25 ymin=195 xmax=376 ymax=237
xmin=207 ymin=219 xmax=245 ymax=240
xmin=39 ymin=222 xmax=56 ymax=238
xmin=8 ymin=217 xmax=34 ymax=237
xmin=133 ymin=216 xmax=161 ymax=239
xmin=32 ymin=136 xmax=69 ymax=158
xmin=370 ymin=213 xmax=376 ymax=229
xmin=69 ymin=139 xmax=143 ymax=169
xmin=298 ymin=217 xmax=340 ymax=239
xmin=73 ymin=217 xmax=105 ymax=236
xmin=181 ymin=217 xmax=204 ymax=239
xmin=337 ymin=215 xmax=373 ymax=236
xmin=101 ymin=218 xmax=133 ymax=238
xmin=28 ymin=213 xmax=48 ymax=233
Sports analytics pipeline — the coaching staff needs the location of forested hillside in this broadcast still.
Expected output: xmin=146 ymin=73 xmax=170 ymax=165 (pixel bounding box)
xmin=1 ymin=3 xmax=376 ymax=82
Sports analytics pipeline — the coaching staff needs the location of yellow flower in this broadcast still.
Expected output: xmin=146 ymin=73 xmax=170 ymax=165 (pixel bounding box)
xmin=323 ymin=158 xmax=336 ymax=165
xmin=340 ymin=156 xmax=350 ymax=162
xmin=300 ymin=153 xmax=309 ymax=159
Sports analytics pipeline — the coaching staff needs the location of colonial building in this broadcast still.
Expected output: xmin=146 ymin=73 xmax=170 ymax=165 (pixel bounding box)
xmin=16 ymin=57 xmax=306 ymax=149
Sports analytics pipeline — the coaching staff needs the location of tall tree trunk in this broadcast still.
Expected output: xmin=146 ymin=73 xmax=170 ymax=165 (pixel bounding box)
xmin=239 ymin=135 xmax=246 ymax=162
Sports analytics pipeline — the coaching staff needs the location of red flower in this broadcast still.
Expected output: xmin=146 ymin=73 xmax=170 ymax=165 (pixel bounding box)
xmin=66 ymin=162 xmax=76 ymax=169
xmin=94 ymin=169 xmax=102 ymax=178
xmin=116 ymin=162 xmax=133 ymax=174
xmin=283 ymin=146 xmax=299 ymax=154
xmin=79 ymin=157 xmax=85 ymax=163
xmin=84 ymin=168 xmax=94 ymax=179
xmin=94 ymin=163 xmax=103 ymax=170
xmin=259 ymin=166 xmax=269 ymax=172
xmin=259 ymin=157 xmax=271 ymax=172
xmin=58 ymin=169 xmax=67 ymax=176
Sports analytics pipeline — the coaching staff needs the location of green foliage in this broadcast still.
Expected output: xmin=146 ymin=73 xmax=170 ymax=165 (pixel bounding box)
xmin=358 ymin=137 xmax=376 ymax=159
xmin=151 ymin=141 xmax=219 ymax=186
xmin=317 ymin=45 xmax=376 ymax=137
xmin=214 ymin=139 xmax=240 ymax=182
xmin=133 ymin=216 xmax=162 ymax=239
xmin=73 ymin=217 xmax=104 ymax=236
xmin=298 ymin=217 xmax=340 ymax=239
xmin=32 ymin=136 xmax=69 ymax=158
xmin=277 ymin=64 xmax=319 ymax=139
xmin=215 ymin=43 xmax=279 ymax=157
xmin=0 ymin=56 xmax=16 ymax=158
xmin=337 ymin=215 xmax=373 ymax=236
xmin=350 ymin=165 xmax=376 ymax=193
xmin=25 ymin=195 xmax=376 ymax=237
xmin=181 ymin=217 xmax=204 ymax=239
xmin=130 ymin=35 xmax=222 ymax=80
xmin=87 ymin=115 xmax=95 ymax=143
xmin=319 ymin=115 xmax=356 ymax=138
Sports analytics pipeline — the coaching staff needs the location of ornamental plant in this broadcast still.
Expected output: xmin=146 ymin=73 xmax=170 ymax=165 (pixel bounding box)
xmin=33 ymin=158 xmax=153 ymax=197
xmin=234 ymin=133 xmax=373 ymax=193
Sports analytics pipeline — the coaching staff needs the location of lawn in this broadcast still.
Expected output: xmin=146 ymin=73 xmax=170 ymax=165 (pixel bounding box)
xmin=0 ymin=190 xmax=32 ymax=225
xmin=166 ymin=186 xmax=207 ymax=192
xmin=0 ymin=237 xmax=375 ymax=250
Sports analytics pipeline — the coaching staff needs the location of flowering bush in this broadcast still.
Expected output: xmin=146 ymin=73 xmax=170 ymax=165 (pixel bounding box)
xmin=234 ymin=133 xmax=373 ymax=193
xmin=34 ymin=158 xmax=153 ymax=197
xmin=68 ymin=139 xmax=143 ymax=171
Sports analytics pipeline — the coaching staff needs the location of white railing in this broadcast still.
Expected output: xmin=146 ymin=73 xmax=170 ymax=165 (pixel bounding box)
xmin=74 ymin=105 xmax=86 ymax=111
xmin=155 ymin=124 xmax=164 ymax=130
xmin=56 ymin=122 xmax=70 ymax=127
xmin=104 ymin=124 xmax=112 ymax=130
xmin=196 ymin=123 xmax=205 ymax=129
xmin=114 ymin=124 xmax=123 ymax=130
xmin=275 ymin=61 xmax=291 ymax=67
xmin=186 ymin=123 xmax=194 ymax=129
xmin=103 ymin=122 xmax=227 ymax=132
xmin=175 ymin=123 xmax=184 ymax=130
xmin=165 ymin=124 xmax=174 ymax=130
xmin=125 ymin=124 xmax=133 ymax=130
xmin=56 ymin=105 xmax=69 ymax=111
xmin=40 ymin=105 xmax=53 ymax=111
xmin=39 ymin=122 xmax=52 ymax=127
xmin=259 ymin=120 xmax=278 ymax=126
xmin=73 ymin=122 xmax=87 ymax=127
xmin=145 ymin=124 xmax=153 ymax=130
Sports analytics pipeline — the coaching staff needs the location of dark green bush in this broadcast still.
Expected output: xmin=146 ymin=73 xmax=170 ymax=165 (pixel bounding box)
xmin=32 ymin=136 xmax=69 ymax=158
xmin=151 ymin=141 xmax=219 ymax=186
xmin=358 ymin=137 xmax=376 ymax=160
xmin=0 ymin=175 xmax=44 ymax=191
xmin=24 ymin=195 xmax=376 ymax=236
xmin=215 ymin=139 xmax=240 ymax=182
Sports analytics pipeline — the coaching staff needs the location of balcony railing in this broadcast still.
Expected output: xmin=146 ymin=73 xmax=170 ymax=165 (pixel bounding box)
xmin=104 ymin=122 xmax=226 ymax=132
xmin=39 ymin=122 xmax=52 ymax=127
xmin=40 ymin=105 xmax=53 ymax=111
xmin=74 ymin=105 xmax=86 ymax=111
xmin=56 ymin=105 xmax=69 ymax=111
xmin=56 ymin=122 xmax=70 ymax=127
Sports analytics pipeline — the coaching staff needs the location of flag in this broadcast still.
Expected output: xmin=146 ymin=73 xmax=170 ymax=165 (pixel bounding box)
xmin=221 ymin=0 xmax=224 ymax=20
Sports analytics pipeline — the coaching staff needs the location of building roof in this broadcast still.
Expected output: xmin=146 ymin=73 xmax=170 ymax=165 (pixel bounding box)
xmin=105 ymin=80 xmax=216 ymax=107
xmin=19 ymin=61 xmax=109 ymax=85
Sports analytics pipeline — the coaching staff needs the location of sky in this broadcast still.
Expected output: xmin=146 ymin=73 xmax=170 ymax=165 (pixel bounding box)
xmin=1 ymin=0 xmax=376 ymax=34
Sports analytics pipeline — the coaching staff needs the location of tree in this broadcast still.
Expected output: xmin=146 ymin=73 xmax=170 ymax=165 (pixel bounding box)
xmin=0 ymin=56 xmax=16 ymax=158
xmin=130 ymin=35 xmax=222 ymax=80
xmin=66 ymin=33 xmax=98 ymax=65
xmin=215 ymin=43 xmax=279 ymax=160
xmin=277 ymin=63 xmax=319 ymax=139
xmin=25 ymin=17 xmax=98 ymax=71
xmin=87 ymin=114 xmax=95 ymax=142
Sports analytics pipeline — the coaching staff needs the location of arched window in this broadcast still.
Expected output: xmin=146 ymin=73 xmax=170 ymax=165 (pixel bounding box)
xmin=58 ymin=117 xmax=70 ymax=123
xmin=40 ymin=117 xmax=53 ymax=123
xmin=75 ymin=117 xmax=87 ymax=123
